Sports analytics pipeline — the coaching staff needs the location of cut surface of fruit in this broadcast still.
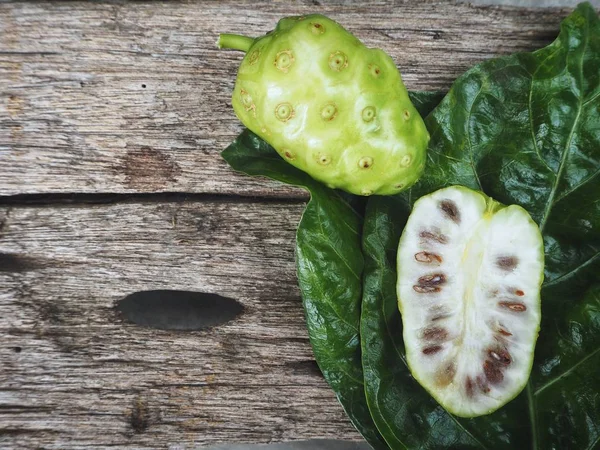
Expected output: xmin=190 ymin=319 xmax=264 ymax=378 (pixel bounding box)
xmin=397 ymin=186 xmax=544 ymax=417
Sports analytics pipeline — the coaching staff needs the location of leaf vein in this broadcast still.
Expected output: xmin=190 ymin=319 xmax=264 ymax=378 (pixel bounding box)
xmin=553 ymin=166 xmax=600 ymax=204
xmin=528 ymin=77 xmax=554 ymax=173
xmin=315 ymin=206 xmax=361 ymax=282
xmin=466 ymin=82 xmax=485 ymax=191
xmin=538 ymin=17 xmax=588 ymax=232
xmin=542 ymin=248 xmax=600 ymax=289
xmin=534 ymin=346 xmax=600 ymax=396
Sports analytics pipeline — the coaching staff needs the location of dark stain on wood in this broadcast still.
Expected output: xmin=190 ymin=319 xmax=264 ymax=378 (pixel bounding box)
xmin=0 ymin=253 xmax=77 ymax=273
xmin=190 ymin=211 xmax=220 ymax=236
xmin=116 ymin=290 xmax=244 ymax=331
xmin=0 ymin=212 xmax=7 ymax=234
xmin=7 ymin=94 xmax=24 ymax=118
xmin=0 ymin=253 xmax=45 ymax=273
xmin=38 ymin=302 xmax=64 ymax=325
xmin=119 ymin=147 xmax=181 ymax=190
xmin=129 ymin=397 xmax=150 ymax=434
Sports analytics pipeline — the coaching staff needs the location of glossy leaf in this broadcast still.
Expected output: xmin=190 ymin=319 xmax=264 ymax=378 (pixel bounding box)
xmin=222 ymin=91 xmax=441 ymax=449
xmin=362 ymin=3 xmax=600 ymax=449
xmin=532 ymin=284 xmax=600 ymax=450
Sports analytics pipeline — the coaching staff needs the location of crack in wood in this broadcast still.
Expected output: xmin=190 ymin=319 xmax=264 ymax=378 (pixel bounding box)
xmin=0 ymin=192 xmax=308 ymax=206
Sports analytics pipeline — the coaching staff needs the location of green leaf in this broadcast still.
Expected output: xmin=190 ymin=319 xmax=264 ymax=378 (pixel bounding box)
xmin=533 ymin=284 xmax=600 ymax=450
xmin=362 ymin=3 xmax=600 ymax=449
xmin=222 ymin=91 xmax=442 ymax=449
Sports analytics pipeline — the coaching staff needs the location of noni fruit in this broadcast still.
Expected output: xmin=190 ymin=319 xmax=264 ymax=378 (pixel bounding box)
xmin=218 ymin=15 xmax=429 ymax=196
xmin=397 ymin=186 xmax=544 ymax=417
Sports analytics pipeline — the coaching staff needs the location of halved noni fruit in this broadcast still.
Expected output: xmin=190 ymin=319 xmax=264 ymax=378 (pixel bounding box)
xmin=396 ymin=186 xmax=544 ymax=417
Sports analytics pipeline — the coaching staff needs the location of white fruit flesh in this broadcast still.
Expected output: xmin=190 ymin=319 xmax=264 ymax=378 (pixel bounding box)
xmin=397 ymin=186 xmax=544 ymax=417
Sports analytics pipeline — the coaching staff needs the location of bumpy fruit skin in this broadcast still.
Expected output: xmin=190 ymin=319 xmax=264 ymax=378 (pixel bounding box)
xmin=220 ymin=15 xmax=429 ymax=196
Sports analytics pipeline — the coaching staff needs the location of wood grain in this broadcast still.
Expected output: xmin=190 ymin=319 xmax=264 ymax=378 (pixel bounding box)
xmin=0 ymin=0 xmax=569 ymax=197
xmin=0 ymin=199 xmax=363 ymax=448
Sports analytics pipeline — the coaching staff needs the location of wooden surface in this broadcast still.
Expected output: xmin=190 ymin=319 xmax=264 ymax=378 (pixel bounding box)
xmin=0 ymin=1 xmax=566 ymax=197
xmin=1 ymin=200 xmax=359 ymax=448
xmin=0 ymin=1 xmax=581 ymax=448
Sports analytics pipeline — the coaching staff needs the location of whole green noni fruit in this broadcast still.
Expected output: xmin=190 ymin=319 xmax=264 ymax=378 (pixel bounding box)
xmin=219 ymin=15 xmax=429 ymax=196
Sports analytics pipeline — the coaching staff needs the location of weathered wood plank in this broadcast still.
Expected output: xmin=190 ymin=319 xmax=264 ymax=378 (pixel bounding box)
xmin=0 ymin=200 xmax=362 ymax=448
xmin=0 ymin=0 xmax=569 ymax=196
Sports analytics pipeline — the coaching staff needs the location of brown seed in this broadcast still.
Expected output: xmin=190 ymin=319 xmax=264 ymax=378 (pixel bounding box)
xmin=429 ymin=306 xmax=450 ymax=321
xmin=488 ymin=349 xmax=511 ymax=365
xmin=431 ymin=313 xmax=450 ymax=321
xmin=499 ymin=301 xmax=527 ymax=312
xmin=422 ymin=345 xmax=443 ymax=355
xmin=496 ymin=255 xmax=518 ymax=271
xmin=436 ymin=362 xmax=456 ymax=387
xmin=418 ymin=273 xmax=447 ymax=286
xmin=420 ymin=229 xmax=448 ymax=244
xmin=422 ymin=327 xmax=448 ymax=341
xmin=483 ymin=360 xmax=504 ymax=384
xmin=476 ymin=375 xmax=491 ymax=393
xmin=414 ymin=273 xmax=446 ymax=293
xmin=413 ymin=285 xmax=441 ymax=293
xmin=415 ymin=251 xmax=443 ymax=264
xmin=465 ymin=377 xmax=475 ymax=398
xmin=439 ymin=199 xmax=460 ymax=223
xmin=515 ymin=289 xmax=525 ymax=297
xmin=498 ymin=327 xmax=513 ymax=337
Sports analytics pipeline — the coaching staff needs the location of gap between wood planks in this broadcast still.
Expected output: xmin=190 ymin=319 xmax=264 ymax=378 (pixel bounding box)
xmin=0 ymin=191 xmax=309 ymax=207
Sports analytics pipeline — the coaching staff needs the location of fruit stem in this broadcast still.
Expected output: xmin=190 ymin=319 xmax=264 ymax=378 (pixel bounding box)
xmin=217 ymin=34 xmax=254 ymax=53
